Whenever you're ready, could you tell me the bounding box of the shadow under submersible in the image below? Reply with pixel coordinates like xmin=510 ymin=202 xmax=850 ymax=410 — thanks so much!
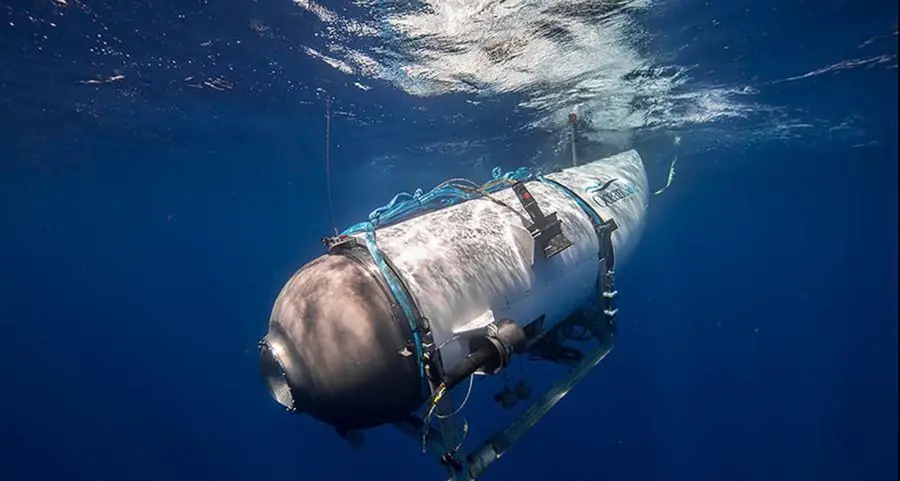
xmin=258 ymin=149 xmax=649 ymax=480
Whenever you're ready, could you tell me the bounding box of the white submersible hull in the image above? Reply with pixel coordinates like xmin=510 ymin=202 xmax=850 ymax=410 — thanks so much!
xmin=258 ymin=150 xmax=649 ymax=443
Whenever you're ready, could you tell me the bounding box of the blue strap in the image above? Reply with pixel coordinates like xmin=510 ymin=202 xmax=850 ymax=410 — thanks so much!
xmin=538 ymin=175 xmax=612 ymax=310
xmin=537 ymin=175 xmax=604 ymax=227
xmin=359 ymin=223 xmax=430 ymax=399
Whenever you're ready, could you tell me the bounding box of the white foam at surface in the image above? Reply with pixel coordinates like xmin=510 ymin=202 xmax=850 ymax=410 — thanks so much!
xmin=296 ymin=0 xmax=762 ymax=137
xmin=294 ymin=0 xmax=894 ymax=151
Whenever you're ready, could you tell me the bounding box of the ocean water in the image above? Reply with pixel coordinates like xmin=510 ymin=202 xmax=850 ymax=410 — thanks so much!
xmin=1 ymin=1 xmax=896 ymax=481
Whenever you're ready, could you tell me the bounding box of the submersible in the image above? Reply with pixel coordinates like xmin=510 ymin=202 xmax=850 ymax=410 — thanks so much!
xmin=258 ymin=149 xmax=649 ymax=480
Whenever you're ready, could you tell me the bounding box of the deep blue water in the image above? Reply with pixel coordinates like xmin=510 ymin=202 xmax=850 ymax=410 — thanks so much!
xmin=1 ymin=1 xmax=897 ymax=481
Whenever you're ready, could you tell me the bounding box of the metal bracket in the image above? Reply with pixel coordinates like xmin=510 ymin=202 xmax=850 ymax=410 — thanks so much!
xmin=395 ymin=306 xmax=617 ymax=481
xmin=511 ymin=181 xmax=573 ymax=259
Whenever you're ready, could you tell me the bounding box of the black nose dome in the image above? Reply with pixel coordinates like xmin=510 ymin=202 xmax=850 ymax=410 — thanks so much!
xmin=259 ymin=254 xmax=423 ymax=430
